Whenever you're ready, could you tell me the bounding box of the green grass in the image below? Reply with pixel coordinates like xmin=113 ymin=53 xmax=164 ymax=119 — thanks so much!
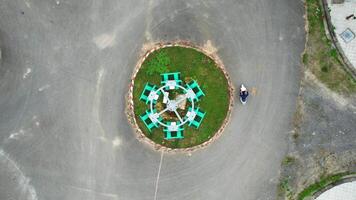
xmin=278 ymin=177 xmax=294 ymax=199
xmin=305 ymin=0 xmax=356 ymax=94
xmin=297 ymin=172 xmax=355 ymax=200
xmin=133 ymin=46 xmax=230 ymax=148
xmin=282 ymin=156 xmax=296 ymax=166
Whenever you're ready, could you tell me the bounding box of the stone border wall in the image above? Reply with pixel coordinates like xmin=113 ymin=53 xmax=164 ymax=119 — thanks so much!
xmin=125 ymin=40 xmax=234 ymax=153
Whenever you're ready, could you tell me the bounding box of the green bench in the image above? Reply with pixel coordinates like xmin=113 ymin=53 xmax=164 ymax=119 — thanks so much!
xmin=139 ymin=83 xmax=161 ymax=104
xmin=185 ymin=107 xmax=206 ymax=129
xmin=185 ymin=80 xmax=205 ymax=102
xmin=139 ymin=109 xmax=162 ymax=132
xmin=160 ymin=72 xmax=182 ymax=90
xmin=163 ymin=121 xmax=184 ymax=139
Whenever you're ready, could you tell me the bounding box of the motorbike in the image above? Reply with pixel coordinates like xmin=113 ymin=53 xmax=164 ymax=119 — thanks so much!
xmin=239 ymin=84 xmax=249 ymax=105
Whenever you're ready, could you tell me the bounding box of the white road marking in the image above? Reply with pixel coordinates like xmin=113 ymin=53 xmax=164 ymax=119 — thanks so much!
xmin=97 ymin=136 xmax=107 ymax=142
xmin=92 ymin=68 xmax=106 ymax=137
xmin=93 ymin=33 xmax=116 ymax=50
xmin=9 ymin=129 xmax=25 ymax=140
xmin=154 ymin=151 xmax=164 ymax=200
xmin=23 ymin=68 xmax=32 ymax=79
xmin=0 ymin=149 xmax=38 ymax=200
xmin=112 ymin=136 xmax=121 ymax=147
xmin=23 ymin=0 xmax=31 ymax=8
xmin=38 ymin=84 xmax=50 ymax=92
xmin=145 ymin=0 xmax=153 ymax=41
xmin=67 ymin=185 xmax=118 ymax=199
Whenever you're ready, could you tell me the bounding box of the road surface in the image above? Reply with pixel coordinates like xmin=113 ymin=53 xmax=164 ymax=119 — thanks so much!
xmin=0 ymin=0 xmax=305 ymax=199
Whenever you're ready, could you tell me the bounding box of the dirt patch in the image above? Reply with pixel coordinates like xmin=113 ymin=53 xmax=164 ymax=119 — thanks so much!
xmin=203 ymin=40 xmax=218 ymax=55
xmin=305 ymin=70 xmax=354 ymax=107
xmin=278 ymin=76 xmax=356 ymax=200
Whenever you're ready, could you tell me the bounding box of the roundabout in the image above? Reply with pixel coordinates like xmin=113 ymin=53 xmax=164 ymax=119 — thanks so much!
xmin=128 ymin=43 xmax=233 ymax=150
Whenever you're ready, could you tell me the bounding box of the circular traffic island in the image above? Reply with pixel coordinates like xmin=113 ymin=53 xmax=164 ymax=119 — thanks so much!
xmin=129 ymin=43 xmax=233 ymax=151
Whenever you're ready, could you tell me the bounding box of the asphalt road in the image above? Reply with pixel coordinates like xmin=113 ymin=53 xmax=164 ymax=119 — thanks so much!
xmin=0 ymin=0 xmax=305 ymax=199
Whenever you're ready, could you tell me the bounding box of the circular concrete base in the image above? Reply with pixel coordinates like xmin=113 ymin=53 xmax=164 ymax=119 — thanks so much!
xmin=315 ymin=181 xmax=356 ymax=200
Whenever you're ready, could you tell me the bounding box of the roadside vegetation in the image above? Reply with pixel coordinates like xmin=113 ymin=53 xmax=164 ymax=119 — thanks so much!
xmin=304 ymin=0 xmax=356 ymax=94
xmin=277 ymin=155 xmax=298 ymax=199
xmin=278 ymin=169 xmax=355 ymax=200
xmin=133 ymin=46 xmax=230 ymax=148
xmin=278 ymin=1 xmax=356 ymax=199
xmin=278 ymin=2 xmax=356 ymax=199
xmin=297 ymin=172 xmax=356 ymax=200
xmin=282 ymin=156 xmax=296 ymax=166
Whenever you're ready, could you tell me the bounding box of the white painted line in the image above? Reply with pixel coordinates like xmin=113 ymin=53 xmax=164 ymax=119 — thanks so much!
xmin=8 ymin=129 xmax=25 ymax=140
xmin=67 ymin=185 xmax=118 ymax=199
xmin=153 ymin=151 xmax=164 ymax=200
xmin=0 ymin=149 xmax=38 ymax=200
xmin=93 ymin=33 xmax=116 ymax=50
xmin=92 ymin=68 xmax=106 ymax=137
xmin=23 ymin=68 xmax=32 ymax=79
xmin=38 ymin=84 xmax=50 ymax=92
xmin=112 ymin=136 xmax=121 ymax=148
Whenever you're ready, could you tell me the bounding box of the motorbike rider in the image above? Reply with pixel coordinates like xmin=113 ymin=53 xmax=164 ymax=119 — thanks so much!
xmin=240 ymin=84 xmax=249 ymax=102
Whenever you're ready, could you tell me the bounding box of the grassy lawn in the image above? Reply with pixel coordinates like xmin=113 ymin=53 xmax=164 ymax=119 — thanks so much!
xmin=133 ymin=46 xmax=230 ymax=148
xmin=297 ymin=172 xmax=356 ymax=200
xmin=305 ymin=0 xmax=356 ymax=94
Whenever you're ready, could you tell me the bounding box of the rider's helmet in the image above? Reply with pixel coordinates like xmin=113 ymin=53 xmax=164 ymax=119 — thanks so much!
xmin=241 ymin=84 xmax=247 ymax=92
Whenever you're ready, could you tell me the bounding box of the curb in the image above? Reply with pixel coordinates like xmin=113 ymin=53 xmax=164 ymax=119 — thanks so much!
xmin=320 ymin=0 xmax=356 ymax=79
xmin=311 ymin=173 xmax=356 ymax=200
xmin=125 ymin=40 xmax=235 ymax=154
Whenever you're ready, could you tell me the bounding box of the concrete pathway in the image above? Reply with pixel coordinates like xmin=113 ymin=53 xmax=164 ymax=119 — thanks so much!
xmin=329 ymin=0 xmax=356 ymax=69
xmin=315 ymin=181 xmax=356 ymax=200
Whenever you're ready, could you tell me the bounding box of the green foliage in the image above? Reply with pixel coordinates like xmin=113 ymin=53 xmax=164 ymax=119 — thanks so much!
xmin=302 ymin=53 xmax=308 ymax=65
xmin=282 ymin=156 xmax=296 ymax=166
xmin=329 ymin=49 xmax=337 ymax=59
xmin=146 ymin=51 xmax=170 ymax=75
xmin=278 ymin=177 xmax=293 ymax=199
xmin=292 ymin=131 xmax=299 ymax=140
xmin=298 ymin=172 xmax=355 ymax=200
xmin=305 ymin=0 xmax=356 ymax=94
xmin=321 ymin=63 xmax=330 ymax=73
